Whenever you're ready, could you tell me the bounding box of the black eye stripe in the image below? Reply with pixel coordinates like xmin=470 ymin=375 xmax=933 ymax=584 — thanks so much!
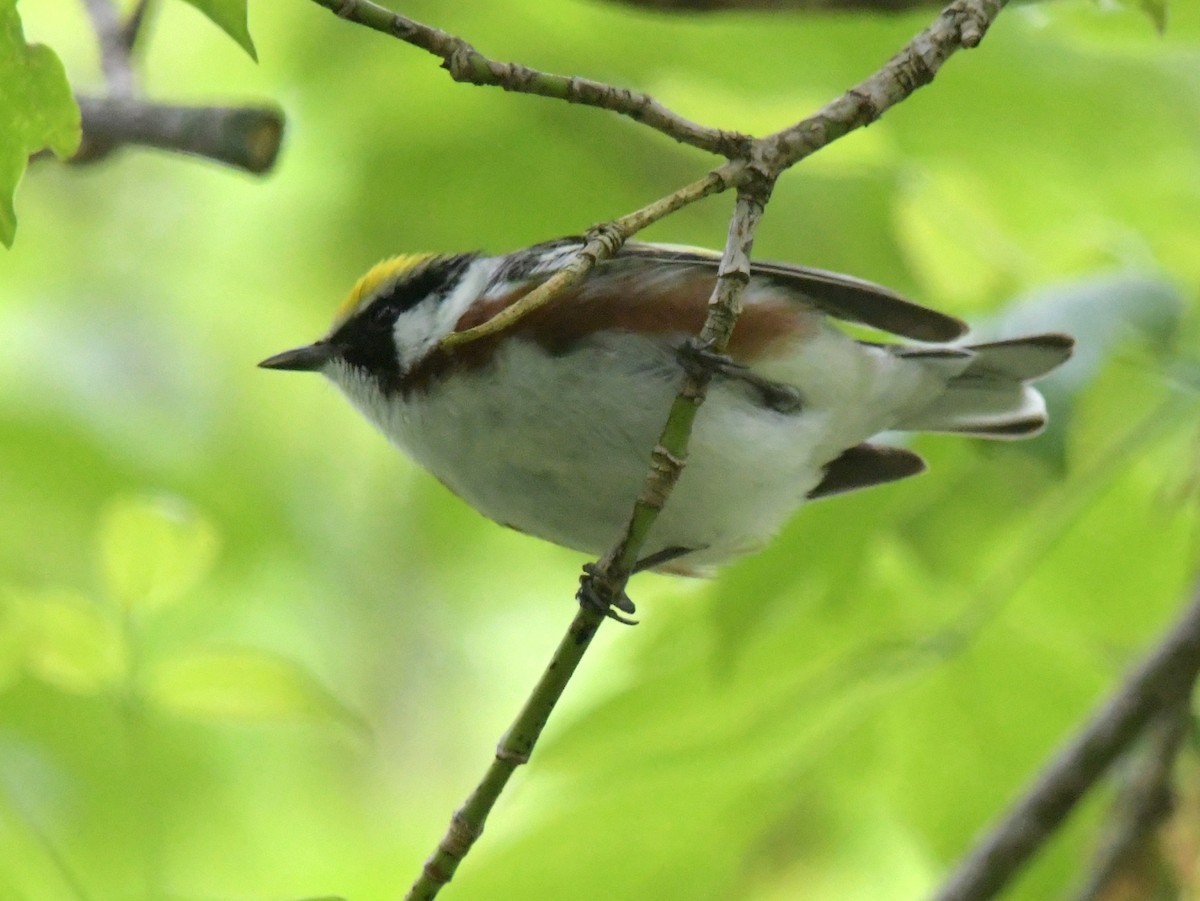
xmin=368 ymin=302 xmax=396 ymax=331
xmin=363 ymin=256 xmax=475 ymax=327
xmin=330 ymin=253 xmax=479 ymax=393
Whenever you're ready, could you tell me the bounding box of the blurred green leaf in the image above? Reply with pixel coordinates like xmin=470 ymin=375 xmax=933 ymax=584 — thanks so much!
xmin=0 ymin=0 xmax=80 ymax=247
xmin=145 ymin=647 xmax=364 ymax=730
xmin=2 ymin=2 xmax=1199 ymax=899
xmin=0 ymin=787 xmax=90 ymax=901
xmin=893 ymin=168 xmax=1018 ymax=308
xmin=97 ymin=495 xmax=219 ymax=614
xmin=0 ymin=593 xmax=26 ymax=695
xmin=12 ymin=588 xmax=126 ymax=695
xmin=178 ymin=0 xmax=257 ymax=61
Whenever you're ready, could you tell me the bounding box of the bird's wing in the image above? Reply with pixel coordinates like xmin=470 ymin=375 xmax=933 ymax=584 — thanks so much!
xmin=616 ymin=242 xmax=968 ymax=343
xmin=474 ymin=242 xmax=820 ymax=363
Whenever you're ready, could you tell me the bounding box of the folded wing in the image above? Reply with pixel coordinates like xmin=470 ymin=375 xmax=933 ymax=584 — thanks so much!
xmin=618 ymin=243 xmax=968 ymax=343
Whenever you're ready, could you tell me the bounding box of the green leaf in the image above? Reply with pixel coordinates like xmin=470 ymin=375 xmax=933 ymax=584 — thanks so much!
xmin=178 ymin=0 xmax=257 ymax=61
xmin=145 ymin=647 xmax=366 ymax=731
xmin=98 ymin=495 xmax=220 ymax=614
xmin=13 ymin=588 xmax=127 ymax=695
xmin=0 ymin=0 xmax=82 ymax=248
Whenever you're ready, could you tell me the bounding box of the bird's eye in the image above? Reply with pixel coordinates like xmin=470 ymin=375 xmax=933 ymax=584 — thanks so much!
xmin=368 ymin=303 xmax=396 ymax=332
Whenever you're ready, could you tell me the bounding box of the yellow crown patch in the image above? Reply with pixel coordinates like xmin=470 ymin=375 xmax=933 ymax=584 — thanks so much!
xmin=331 ymin=253 xmax=436 ymax=327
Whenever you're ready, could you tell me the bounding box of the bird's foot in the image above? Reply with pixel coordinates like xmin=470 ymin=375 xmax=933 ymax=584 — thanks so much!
xmin=631 ymin=545 xmax=695 ymax=574
xmin=577 ymin=549 xmax=704 ymax=624
xmin=675 ymin=336 xmax=744 ymax=381
xmin=675 ymin=338 xmax=803 ymax=414
xmin=577 ymin=563 xmax=638 ymax=625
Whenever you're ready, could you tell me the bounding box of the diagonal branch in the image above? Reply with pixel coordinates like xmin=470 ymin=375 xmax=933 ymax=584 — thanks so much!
xmin=444 ymin=0 xmax=1007 ymax=341
xmin=440 ymin=163 xmax=744 ymax=349
xmin=1069 ymin=697 xmax=1191 ymax=901
xmin=756 ymin=0 xmax=1004 ymax=172
xmin=378 ymin=0 xmax=1014 ymax=896
xmin=583 ymin=177 xmax=772 ymax=598
xmin=930 ymin=580 xmax=1200 ymax=901
xmin=404 ymin=176 xmax=774 ymax=901
xmin=309 ymin=0 xmax=751 ymax=156
xmin=402 ymin=607 xmax=608 ymax=899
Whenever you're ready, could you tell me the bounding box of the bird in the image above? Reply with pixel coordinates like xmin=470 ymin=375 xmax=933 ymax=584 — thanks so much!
xmin=260 ymin=238 xmax=1073 ymax=611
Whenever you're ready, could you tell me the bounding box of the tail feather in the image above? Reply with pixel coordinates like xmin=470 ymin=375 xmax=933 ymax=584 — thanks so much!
xmin=958 ymin=333 xmax=1074 ymax=381
xmin=900 ymin=383 xmax=1048 ymax=439
xmin=893 ymin=332 xmax=1072 ymax=440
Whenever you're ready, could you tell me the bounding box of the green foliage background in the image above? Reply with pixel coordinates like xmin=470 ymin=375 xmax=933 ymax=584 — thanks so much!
xmin=4 ymin=1 xmax=1200 ymax=899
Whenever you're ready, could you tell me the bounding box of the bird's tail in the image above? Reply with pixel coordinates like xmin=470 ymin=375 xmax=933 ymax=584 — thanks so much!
xmin=893 ymin=333 xmax=1074 ymax=439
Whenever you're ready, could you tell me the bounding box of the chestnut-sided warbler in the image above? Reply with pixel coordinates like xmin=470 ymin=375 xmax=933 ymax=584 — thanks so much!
xmin=261 ymin=239 xmax=1072 ymax=584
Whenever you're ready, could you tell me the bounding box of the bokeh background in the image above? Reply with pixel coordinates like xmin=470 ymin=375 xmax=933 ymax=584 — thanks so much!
xmin=5 ymin=1 xmax=1200 ymax=898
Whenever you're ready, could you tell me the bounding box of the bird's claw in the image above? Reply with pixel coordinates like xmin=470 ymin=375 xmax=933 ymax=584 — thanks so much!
xmin=631 ymin=545 xmax=695 ymax=574
xmin=675 ymin=338 xmax=802 ymax=414
xmin=676 ymin=337 xmax=745 ymax=381
xmin=577 ymin=563 xmax=638 ymax=625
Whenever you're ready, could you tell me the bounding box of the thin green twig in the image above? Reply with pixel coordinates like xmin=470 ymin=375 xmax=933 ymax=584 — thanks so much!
xmin=440 ymin=163 xmax=742 ymax=350
xmin=403 ymin=607 xmax=605 ymax=898
xmin=332 ymin=0 xmax=1019 ymax=895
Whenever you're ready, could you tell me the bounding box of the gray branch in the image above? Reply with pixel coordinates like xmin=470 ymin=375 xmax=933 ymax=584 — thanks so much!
xmin=58 ymin=0 xmax=283 ymax=175
xmin=72 ymin=97 xmax=284 ymax=174
xmin=310 ymin=0 xmax=751 ymax=157
xmin=1068 ymin=698 xmax=1191 ymax=901
xmin=81 ymin=0 xmax=138 ymax=95
xmin=931 ymin=582 xmax=1200 ymax=901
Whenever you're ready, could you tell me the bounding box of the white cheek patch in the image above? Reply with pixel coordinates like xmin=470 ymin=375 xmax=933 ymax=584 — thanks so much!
xmin=390 ymin=258 xmax=499 ymax=371
xmin=390 ymin=297 xmax=445 ymax=371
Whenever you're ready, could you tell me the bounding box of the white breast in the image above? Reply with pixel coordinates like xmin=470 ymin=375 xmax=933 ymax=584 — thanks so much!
xmin=327 ymin=319 xmax=943 ymax=569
